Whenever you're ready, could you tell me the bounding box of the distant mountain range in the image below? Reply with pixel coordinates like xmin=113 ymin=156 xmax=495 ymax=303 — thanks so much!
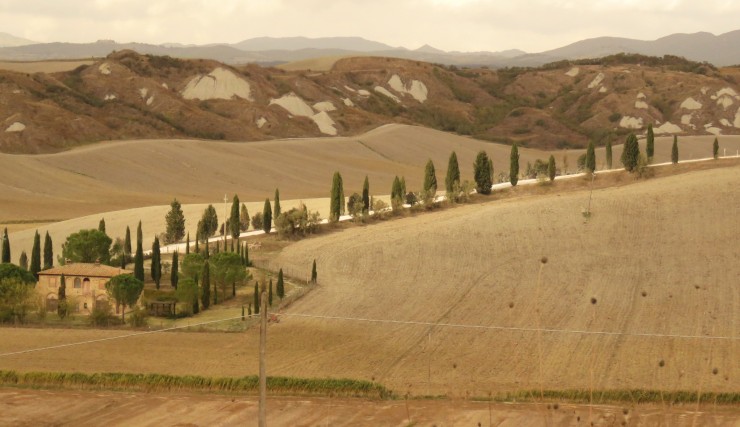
xmin=0 ymin=31 xmax=739 ymax=67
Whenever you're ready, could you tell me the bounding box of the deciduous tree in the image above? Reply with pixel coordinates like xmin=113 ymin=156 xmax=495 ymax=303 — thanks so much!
xmin=61 ymin=229 xmax=112 ymax=264
xmin=105 ymin=274 xmax=144 ymax=322
xmin=210 ymin=252 xmax=248 ymax=301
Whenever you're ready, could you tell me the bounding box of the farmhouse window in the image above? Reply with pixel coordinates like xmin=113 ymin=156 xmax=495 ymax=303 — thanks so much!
xmin=74 ymin=278 xmax=82 ymax=288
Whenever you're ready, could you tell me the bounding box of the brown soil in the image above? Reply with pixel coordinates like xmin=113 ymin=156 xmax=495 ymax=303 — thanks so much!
xmin=1 ymin=388 xmax=737 ymax=427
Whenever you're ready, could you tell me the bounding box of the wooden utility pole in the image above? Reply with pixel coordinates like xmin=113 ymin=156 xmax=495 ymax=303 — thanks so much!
xmin=259 ymin=290 xmax=267 ymax=427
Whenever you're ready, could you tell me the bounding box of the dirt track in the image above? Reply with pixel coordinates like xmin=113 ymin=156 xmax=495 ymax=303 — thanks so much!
xmin=1 ymin=388 xmax=737 ymax=427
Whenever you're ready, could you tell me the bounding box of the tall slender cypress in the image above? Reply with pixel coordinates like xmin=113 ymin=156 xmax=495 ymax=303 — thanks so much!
xmin=201 ymin=260 xmax=211 ymax=309
xmin=151 ymin=236 xmax=161 ymax=289
xmin=43 ymin=232 xmax=53 ymax=269
xmin=330 ymin=172 xmax=344 ymax=221
xmin=445 ymin=151 xmax=460 ymax=194
xmin=274 ymin=189 xmax=281 ymax=219
xmin=646 ymin=124 xmax=655 ymax=160
xmin=134 ymin=221 xmax=144 ymax=282
xmin=423 ymin=159 xmax=438 ymax=198
xmin=263 ymin=198 xmax=272 ymax=234
xmin=124 ymin=226 xmax=132 ymax=262
xmin=277 ymin=268 xmax=285 ymax=300
xmin=621 ymin=133 xmax=640 ymax=172
xmin=585 ymin=141 xmax=596 ymax=173
xmin=30 ymin=230 xmax=41 ymax=279
xmin=58 ymin=274 xmax=67 ymax=319
xmin=473 ymin=151 xmax=492 ymax=195
xmin=605 ymin=141 xmax=613 ymax=170
xmin=253 ymin=282 xmax=260 ymax=314
xmin=362 ymin=176 xmax=370 ymax=213
xmin=268 ymin=279 xmax=273 ymax=306
xmin=510 ymin=143 xmax=520 ymax=186
xmin=171 ymin=251 xmax=179 ymax=289
xmin=98 ymin=218 xmax=106 ymax=234
xmin=194 ymin=235 xmax=199 ymax=253
xmin=671 ymin=135 xmax=679 ymax=164
xmin=311 ymin=259 xmax=317 ymax=283
xmin=2 ymin=227 xmax=10 ymax=263
xmin=548 ymin=155 xmax=556 ymax=182
xmin=229 ymin=194 xmax=240 ymax=243
xmin=19 ymin=251 xmax=28 ymax=270
xmin=186 ymin=232 xmax=190 ymax=255
xmin=713 ymin=137 xmax=719 ymax=159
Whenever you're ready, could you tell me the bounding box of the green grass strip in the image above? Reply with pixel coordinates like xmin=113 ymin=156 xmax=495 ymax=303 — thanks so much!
xmin=0 ymin=370 xmax=392 ymax=399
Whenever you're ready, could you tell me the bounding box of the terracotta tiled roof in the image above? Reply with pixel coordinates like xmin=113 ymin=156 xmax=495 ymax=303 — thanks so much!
xmin=38 ymin=263 xmax=133 ymax=278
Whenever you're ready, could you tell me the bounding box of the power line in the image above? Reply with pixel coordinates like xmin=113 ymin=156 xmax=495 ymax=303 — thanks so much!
xmin=1 ymin=309 xmax=735 ymax=359
xmin=276 ymin=312 xmax=738 ymax=341
xmin=0 ymin=314 xmax=253 ymax=358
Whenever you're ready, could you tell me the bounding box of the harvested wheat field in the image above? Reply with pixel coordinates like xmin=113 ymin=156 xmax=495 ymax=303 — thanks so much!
xmin=0 ymin=165 xmax=737 ymax=397
xmin=1 ymin=388 xmax=737 ymax=427
xmin=0 ymin=60 xmax=94 ymax=73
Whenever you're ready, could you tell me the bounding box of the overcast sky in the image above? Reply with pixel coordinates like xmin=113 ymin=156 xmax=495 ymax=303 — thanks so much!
xmin=1 ymin=0 xmax=738 ymax=52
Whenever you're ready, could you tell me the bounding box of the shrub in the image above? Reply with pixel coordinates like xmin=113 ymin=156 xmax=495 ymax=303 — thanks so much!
xmin=126 ymin=307 xmax=148 ymax=328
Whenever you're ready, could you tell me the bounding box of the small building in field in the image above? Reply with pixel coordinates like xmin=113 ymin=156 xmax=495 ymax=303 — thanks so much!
xmin=37 ymin=263 xmax=132 ymax=315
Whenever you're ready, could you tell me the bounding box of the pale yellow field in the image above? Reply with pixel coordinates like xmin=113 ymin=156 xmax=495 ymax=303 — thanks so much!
xmin=0 ymin=60 xmax=95 ymax=73
xmin=1 ymin=165 xmax=737 ymax=397
xmin=276 ymin=55 xmax=350 ymax=71
xmin=3 ymin=124 xmax=738 ymax=262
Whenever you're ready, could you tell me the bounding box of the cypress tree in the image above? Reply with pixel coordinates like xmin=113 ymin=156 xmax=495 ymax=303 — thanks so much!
xmin=58 ymin=274 xmax=67 ymax=319
xmin=329 ymin=171 xmax=344 ymax=221
xmin=311 ymin=259 xmax=317 ymax=283
xmin=585 ymin=141 xmax=596 ymax=173
xmin=646 ymin=124 xmax=655 ymax=161
xmin=268 ymin=278 xmax=273 ymax=306
xmin=165 ymin=199 xmax=186 ymax=243
xmin=671 ymin=135 xmax=679 ymax=164
xmin=488 ymin=158 xmax=494 ymax=183
xmin=713 ymin=137 xmax=719 ymax=159
xmin=134 ymin=221 xmax=144 ymax=282
xmin=124 ymin=226 xmax=132 ymax=262
xmin=362 ymin=175 xmax=370 ymax=214
xmin=30 ymin=230 xmax=41 ymax=279
xmin=186 ymin=232 xmax=190 ymax=255
xmin=621 ymin=133 xmax=640 ymax=172
xmin=445 ymin=151 xmax=460 ymax=194
xmin=201 ymin=260 xmax=211 ymax=308
xmin=274 ymin=189 xmax=281 ymax=219
xmin=194 ymin=235 xmax=200 ymax=253
xmin=240 ymin=203 xmax=250 ymax=232
xmin=510 ymin=143 xmax=520 ymax=186
xmin=171 ymin=251 xmax=179 ymax=289
xmin=19 ymin=251 xmax=28 ymax=270
xmin=548 ymin=155 xmax=556 ymax=182
xmin=605 ymin=141 xmax=613 ymax=169
xmin=151 ymin=236 xmax=161 ymax=289
xmin=423 ymin=159 xmax=437 ymax=198
xmin=391 ymin=176 xmax=402 ymax=199
xmin=98 ymin=218 xmax=106 ymax=234
xmin=277 ymin=268 xmax=285 ymax=300
xmin=2 ymin=227 xmax=10 ymax=263
xmin=43 ymin=232 xmax=53 ymax=269
xmin=253 ymin=282 xmax=260 ymax=314
xmin=120 ymin=253 xmax=126 ymax=269
xmin=473 ymin=150 xmax=492 ymax=195
xmin=400 ymin=176 xmax=406 ymax=198
xmin=229 ymin=194 xmax=240 ymax=242
xmin=193 ymin=287 xmax=199 ymax=315
xmin=263 ymin=198 xmax=272 ymax=234
xmin=244 ymin=242 xmax=250 ymax=266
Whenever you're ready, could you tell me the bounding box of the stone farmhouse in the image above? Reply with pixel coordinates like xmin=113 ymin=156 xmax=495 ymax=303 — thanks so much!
xmin=37 ymin=263 xmax=132 ymax=315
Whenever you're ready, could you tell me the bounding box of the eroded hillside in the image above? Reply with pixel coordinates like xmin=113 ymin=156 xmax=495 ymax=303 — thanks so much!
xmin=0 ymin=51 xmax=739 ymax=153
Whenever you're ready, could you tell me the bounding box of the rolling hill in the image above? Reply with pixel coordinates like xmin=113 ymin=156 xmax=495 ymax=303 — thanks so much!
xmin=1 ymin=51 xmax=739 ymax=154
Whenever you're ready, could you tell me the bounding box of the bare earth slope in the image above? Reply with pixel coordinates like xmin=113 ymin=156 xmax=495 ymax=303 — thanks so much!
xmin=1 ymin=166 xmax=737 ymax=397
